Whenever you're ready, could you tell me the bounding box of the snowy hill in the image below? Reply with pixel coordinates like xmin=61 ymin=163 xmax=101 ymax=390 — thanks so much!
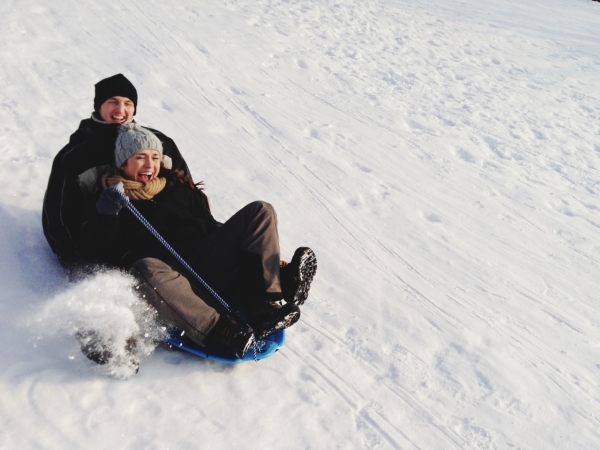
xmin=1 ymin=0 xmax=600 ymax=448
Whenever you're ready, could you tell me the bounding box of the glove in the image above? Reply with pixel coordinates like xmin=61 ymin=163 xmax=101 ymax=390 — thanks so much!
xmin=96 ymin=182 xmax=128 ymax=215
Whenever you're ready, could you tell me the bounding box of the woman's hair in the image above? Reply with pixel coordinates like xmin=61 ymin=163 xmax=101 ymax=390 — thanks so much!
xmin=158 ymin=167 xmax=212 ymax=211
xmin=159 ymin=167 xmax=200 ymax=189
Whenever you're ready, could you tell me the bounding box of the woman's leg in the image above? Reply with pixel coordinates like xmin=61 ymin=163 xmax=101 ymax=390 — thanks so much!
xmin=129 ymin=257 xmax=220 ymax=345
xmin=190 ymin=201 xmax=283 ymax=307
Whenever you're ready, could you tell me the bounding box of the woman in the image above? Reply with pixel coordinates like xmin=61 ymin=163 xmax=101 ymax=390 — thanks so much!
xmin=79 ymin=123 xmax=317 ymax=364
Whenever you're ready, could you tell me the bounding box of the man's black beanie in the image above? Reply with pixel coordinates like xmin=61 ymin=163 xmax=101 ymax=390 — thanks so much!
xmin=94 ymin=74 xmax=138 ymax=115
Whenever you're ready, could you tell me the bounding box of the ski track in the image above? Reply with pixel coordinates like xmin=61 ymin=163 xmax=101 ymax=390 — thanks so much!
xmin=291 ymin=320 xmax=468 ymax=449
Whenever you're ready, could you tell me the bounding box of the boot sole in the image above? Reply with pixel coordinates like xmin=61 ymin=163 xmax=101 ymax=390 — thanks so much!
xmin=255 ymin=304 xmax=301 ymax=340
xmin=289 ymin=247 xmax=317 ymax=306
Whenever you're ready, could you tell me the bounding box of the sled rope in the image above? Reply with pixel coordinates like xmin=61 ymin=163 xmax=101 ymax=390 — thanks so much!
xmin=118 ymin=191 xmax=259 ymax=361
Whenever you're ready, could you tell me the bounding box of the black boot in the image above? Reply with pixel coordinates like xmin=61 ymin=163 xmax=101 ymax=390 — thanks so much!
xmin=76 ymin=330 xmax=139 ymax=374
xmin=76 ymin=330 xmax=111 ymax=365
xmin=249 ymin=302 xmax=301 ymax=340
xmin=281 ymin=247 xmax=317 ymax=306
xmin=203 ymin=315 xmax=254 ymax=358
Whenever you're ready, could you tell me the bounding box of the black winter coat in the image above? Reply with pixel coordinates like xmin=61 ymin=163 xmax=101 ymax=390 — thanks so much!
xmin=80 ymin=182 xmax=220 ymax=269
xmin=42 ymin=114 xmax=190 ymax=266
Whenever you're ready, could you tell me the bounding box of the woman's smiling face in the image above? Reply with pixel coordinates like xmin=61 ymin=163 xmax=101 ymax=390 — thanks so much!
xmin=121 ymin=149 xmax=161 ymax=183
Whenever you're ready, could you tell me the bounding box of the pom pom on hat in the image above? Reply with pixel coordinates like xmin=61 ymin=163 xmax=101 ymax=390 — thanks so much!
xmin=115 ymin=123 xmax=164 ymax=168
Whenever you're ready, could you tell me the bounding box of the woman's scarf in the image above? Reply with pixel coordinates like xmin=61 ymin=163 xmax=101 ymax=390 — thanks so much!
xmin=102 ymin=173 xmax=167 ymax=201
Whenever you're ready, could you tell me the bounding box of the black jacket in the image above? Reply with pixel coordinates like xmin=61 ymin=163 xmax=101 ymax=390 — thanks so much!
xmin=42 ymin=114 xmax=190 ymax=266
xmin=80 ymin=182 xmax=220 ymax=268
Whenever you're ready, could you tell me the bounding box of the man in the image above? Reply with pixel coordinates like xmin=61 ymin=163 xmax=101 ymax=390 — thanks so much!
xmin=42 ymin=74 xmax=190 ymax=269
xmin=42 ymin=76 xmax=315 ymax=370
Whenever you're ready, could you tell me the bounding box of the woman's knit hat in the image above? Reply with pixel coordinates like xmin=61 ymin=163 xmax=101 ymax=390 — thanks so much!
xmin=115 ymin=123 xmax=164 ymax=168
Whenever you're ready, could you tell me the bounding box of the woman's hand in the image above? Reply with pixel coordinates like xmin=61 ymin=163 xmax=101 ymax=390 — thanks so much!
xmin=96 ymin=182 xmax=128 ymax=215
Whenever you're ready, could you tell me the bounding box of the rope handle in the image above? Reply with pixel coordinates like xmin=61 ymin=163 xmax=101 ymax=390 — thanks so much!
xmin=116 ymin=190 xmax=259 ymax=361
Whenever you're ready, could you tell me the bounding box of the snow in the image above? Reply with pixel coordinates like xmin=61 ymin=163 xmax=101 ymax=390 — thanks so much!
xmin=1 ymin=0 xmax=600 ymax=448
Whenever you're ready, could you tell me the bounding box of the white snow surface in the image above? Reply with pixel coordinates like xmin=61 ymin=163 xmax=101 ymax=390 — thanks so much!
xmin=1 ymin=0 xmax=600 ymax=448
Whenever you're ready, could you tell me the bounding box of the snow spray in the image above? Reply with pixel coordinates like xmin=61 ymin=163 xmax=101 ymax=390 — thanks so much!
xmin=38 ymin=270 xmax=167 ymax=378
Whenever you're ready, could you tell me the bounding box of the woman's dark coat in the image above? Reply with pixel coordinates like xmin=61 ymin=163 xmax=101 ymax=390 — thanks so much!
xmin=80 ymin=182 xmax=219 ymax=268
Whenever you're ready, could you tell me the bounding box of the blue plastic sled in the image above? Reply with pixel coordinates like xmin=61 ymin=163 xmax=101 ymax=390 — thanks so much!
xmin=165 ymin=329 xmax=286 ymax=364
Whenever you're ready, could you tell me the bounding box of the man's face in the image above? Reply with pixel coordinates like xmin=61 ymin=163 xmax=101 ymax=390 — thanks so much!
xmin=99 ymin=96 xmax=135 ymax=124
